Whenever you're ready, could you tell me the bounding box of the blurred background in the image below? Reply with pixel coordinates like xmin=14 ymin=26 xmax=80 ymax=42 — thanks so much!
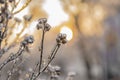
xmin=1 ymin=0 xmax=120 ymax=80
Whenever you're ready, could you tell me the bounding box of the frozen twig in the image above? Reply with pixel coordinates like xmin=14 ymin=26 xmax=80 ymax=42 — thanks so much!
xmin=30 ymin=33 xmax=67 ymax=80
xmin=0 ymin=35 xmax=34 ymax=71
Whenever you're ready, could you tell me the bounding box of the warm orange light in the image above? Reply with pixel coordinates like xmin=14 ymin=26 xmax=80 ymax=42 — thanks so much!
xmin=60 ymin=26 xmax=73 ymax=41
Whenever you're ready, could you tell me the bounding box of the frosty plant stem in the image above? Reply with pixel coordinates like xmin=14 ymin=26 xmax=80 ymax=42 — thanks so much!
xmin=0 ymin=35 xmax=34 ymax=71
xmin=31 ymin=32 xmax=67 ymax=80
xmin=31 ymin=43 xmax=61 ymax=80
xmin=0 ymin=45 xmax=24 ymax=71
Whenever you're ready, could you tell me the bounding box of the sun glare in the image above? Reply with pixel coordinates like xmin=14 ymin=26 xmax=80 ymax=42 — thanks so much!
xmin=42 ymin=0 xmax=69 ymax=27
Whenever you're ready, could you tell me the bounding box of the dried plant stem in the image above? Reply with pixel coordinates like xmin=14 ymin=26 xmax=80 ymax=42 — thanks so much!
xmin=6 ymin=60 xmax=17 ymax=80
xmin=29 ymin=61 xmax=39 ymax=80
xmin=0 ymin=46 xmax=24 ymax=71
xmin=31 ymin=44 xmax=61 ymax=80
xmin=39 ymin=30 xmax=45 ymax=72
xmin=13 ymin=0 xmax=32 ymax=14
xmin=0 ymin=44 xmax=16 ymax=59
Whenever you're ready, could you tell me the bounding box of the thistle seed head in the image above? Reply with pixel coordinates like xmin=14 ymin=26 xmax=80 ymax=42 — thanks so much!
xmin=56 ymin=33 xmax=67 ymax=44
xmin=21 ymin=35 xmax=34 ymax=47
xmin=44 ymin=23 xmax=51 ymax=31
xmin=38 ymin=18 xmax=47 ymax=24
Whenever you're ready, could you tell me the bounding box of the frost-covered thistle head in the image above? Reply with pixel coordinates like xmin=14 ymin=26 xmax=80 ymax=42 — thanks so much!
xmin=21 ymin=35 xmax=34 ymax=47
xmin=36 ymin=18 xmax=51 ymax=31
xmin=56 ymin=33 xmax=67 ymax=44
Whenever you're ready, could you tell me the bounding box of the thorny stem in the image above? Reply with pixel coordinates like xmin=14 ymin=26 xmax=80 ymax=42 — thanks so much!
xmin=31 ymin=44 xmax=61 ymax=80
xmin=0 ymin=46 xmax=24 ymax=71
xmin=13 ymin=0 xmax=32 ymax=14
xmin=39 ymin=29 xmax=45 ymax=72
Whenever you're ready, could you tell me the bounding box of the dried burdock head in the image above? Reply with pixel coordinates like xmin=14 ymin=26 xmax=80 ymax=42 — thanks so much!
xmin=38 ymin=18 xmax=47 ymax=24
xmin=14 ymin=17 xmax=21 ymax=23
xmin=56 ymin=33 xmax=67 ymax=44
xmin=21 ymin=35 xmax=34 ymax=47
xmin=44 ymin=23 xmax=51 ymax=31
xmin=23 ymin=14 xmax=32 ymax=21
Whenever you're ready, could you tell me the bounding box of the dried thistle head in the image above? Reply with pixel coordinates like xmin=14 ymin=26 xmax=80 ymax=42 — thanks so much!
xmin=36 ymin=18 xmax=51 ymax=31
xmin=8 ymin=0 xmax=15 ymax=3
xmin=23 ymin=14 xmax=32 ymax=21
xmin=14 ymin=17 xmax=21 ymax=23
xmin=44 ymin=23 xmax=51 ymax=31
xmin=56 ymin=33 xmax=67 ymax=44
xmin=0 ymin=0 xmax=5 ymax=4
xmin=21 ymin=35 xmax=34 ymax=47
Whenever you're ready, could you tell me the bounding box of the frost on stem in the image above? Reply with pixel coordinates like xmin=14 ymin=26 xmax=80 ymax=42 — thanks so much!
xmin=0 ymin=35 xmax=34 ymax=71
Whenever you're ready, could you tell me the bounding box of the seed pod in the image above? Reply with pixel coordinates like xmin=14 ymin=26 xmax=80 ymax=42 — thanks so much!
xmin=44 ymin=23 xmax=51 ymax=31
xmin=38 ymin=18 xmax=47 ymax=24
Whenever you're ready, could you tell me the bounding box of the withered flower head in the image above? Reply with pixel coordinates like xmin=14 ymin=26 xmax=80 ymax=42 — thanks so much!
xmin=38 ymin=18 xmax=47 ymax=24
xmin=44 ymin=23 xmax=51 ymax=31
xmin=21 ymin=35 xmax=34 ymax=47
xmin=56 ymin=33 xmax=67 ymax=44
xmin=14 ymin=17 xmax=21 ymax=23
xmin=23 ymin=14 xmax=32 ymax=21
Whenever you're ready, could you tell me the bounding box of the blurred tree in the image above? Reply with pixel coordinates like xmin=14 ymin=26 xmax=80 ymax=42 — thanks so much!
xmin=60 ymin=0 xmax=105 ymax=80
